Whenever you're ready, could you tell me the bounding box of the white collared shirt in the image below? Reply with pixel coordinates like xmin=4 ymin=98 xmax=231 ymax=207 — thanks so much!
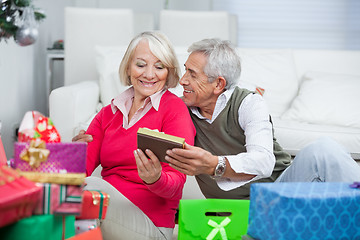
xmin=190 ymin=88 xmax=275 ymax=191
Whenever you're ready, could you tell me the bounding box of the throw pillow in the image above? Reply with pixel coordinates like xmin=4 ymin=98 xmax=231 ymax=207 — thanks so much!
xmin=237 ymin=50 xmax=298 ymax=117
xmin=281 ymin=71 xmax=360 ymax=128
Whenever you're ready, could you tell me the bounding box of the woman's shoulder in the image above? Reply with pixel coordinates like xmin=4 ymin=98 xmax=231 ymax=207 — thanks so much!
xmin=161 ymin=90 xmax=185 ymax=104
xmin=158 ymin=91 xmax=189 ymax=117
xmin=94 ymin=103 xmax=120 ymax=120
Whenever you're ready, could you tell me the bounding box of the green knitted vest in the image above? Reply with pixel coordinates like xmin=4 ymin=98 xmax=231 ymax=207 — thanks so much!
xmin=190 ymin=87 xmax=291 ymax=199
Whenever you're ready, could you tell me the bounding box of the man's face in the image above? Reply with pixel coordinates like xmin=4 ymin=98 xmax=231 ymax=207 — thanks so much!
xmin=180 ymin=52 xmax=218 ymax=109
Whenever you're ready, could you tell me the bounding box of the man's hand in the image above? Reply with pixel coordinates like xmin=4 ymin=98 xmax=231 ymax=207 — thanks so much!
xmin=166 ymin=143 xmax=256 ymax=181
xmin=72 ymin=130 xmax=93 ymax=143
xmin=165 ymin=143 xmax=218 ymax=176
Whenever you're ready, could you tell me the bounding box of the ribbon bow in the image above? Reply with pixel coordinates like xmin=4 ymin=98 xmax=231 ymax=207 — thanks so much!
xmin=20 ymin=140 xmax=50 ymax=168
xmin=350 ymin=182 xmax=360 ymax=189
xmin=206 ymin=217 xmax=231 ymax=240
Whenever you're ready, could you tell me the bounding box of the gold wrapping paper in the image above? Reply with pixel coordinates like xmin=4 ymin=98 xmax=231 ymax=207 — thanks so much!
xmin=17 ymin=171 xmax=86 ymax=185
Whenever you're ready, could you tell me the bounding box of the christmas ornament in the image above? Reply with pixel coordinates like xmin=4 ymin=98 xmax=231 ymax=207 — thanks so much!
xmin=15 ymin=7 xmax=38 ymax=46
xmin=0 ymin=0 xmax=45 ymax=43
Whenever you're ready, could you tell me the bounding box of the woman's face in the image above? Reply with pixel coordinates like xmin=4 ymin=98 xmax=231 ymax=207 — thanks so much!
xmin=128 ymin=39 xmax=168 ymax=101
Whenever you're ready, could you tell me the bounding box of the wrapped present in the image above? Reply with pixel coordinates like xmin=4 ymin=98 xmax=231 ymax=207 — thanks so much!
xmin=34 ymin=183 xmax=83 ymax=215
xmin=74 ymin=219 xmax=99 ymax=235
xmin=0 ymin=133 xmax=7 ymax=166
xmin=18 ymin=111 xmax=61 ymax=143
xmin=178 ymin=199 xmax=250 ymax=240
xmin=11 ymin=141 xmax=87 ymax=185
xmin=68 ymin=227 xmax=103 ymax=240
xmin=0 ymin=165 xmax=41 ymax=228
xmin=0 ymin=214 xmax=76 ymax=240
xmin=247 ymin=182 xmax=360 ymax=240
xmin=77 ymin=190 xmax=110 ymax=220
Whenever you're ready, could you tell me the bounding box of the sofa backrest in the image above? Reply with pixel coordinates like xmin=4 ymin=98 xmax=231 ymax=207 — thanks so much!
xmin=95 ymin=46 xmax=360 ymax=118
xmin=292 ymin=49 xmax=360 ymax=79
xmin=64 ymin=7 xmax=134 ymax=86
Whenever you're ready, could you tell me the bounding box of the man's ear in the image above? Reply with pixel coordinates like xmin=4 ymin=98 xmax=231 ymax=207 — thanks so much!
xmin=214 ymin=76 xmax=227 ymax=94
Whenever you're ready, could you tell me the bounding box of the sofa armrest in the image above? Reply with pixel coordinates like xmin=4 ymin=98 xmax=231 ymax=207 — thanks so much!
xmin=49 ymin=81 xmax=100 ymax=142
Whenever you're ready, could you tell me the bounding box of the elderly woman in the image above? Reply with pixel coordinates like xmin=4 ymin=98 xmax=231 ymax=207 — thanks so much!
xmin=84 ymin=32 xmax=196 ymax=240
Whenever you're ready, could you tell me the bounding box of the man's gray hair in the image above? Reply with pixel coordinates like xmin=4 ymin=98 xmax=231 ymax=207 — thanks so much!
xmin=187 ymin=38 xmax=241 ymax=89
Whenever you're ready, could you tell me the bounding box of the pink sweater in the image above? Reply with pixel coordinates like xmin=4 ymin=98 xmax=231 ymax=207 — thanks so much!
xmin=86 ymin=91 xmax=196 ymax=228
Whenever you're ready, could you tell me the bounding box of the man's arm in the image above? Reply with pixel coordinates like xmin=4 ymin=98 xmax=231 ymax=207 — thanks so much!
xmin=166 ymin=93 xmax=274 ymax=185
xmin=166 ymin=143 xmax=256 ymax=181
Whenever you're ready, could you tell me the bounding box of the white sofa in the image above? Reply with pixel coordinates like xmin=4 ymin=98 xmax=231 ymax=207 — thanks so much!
xmin=50 ymin=46 xmax=360 ymax=157
xmin=50 ymin=47 xmax=360 ymax=200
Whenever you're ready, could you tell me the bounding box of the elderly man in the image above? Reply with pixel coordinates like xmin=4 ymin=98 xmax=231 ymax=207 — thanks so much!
xmin=74 ymin=38 xmax=360 ymax=199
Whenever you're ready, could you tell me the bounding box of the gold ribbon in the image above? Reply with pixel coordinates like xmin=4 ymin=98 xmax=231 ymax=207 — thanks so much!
xmin=20 ymin=140 xmax=50 ymax=168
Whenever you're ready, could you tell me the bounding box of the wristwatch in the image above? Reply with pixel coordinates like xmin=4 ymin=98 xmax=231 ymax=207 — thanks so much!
xmin=213 ymin=156 xmax=226 ymax=178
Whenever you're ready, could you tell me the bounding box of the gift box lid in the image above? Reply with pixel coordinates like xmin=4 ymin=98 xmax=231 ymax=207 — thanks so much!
xmin=250 ymin=182 xmax=360 ymax=199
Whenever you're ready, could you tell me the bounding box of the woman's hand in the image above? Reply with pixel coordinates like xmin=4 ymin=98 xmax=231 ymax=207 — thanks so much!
xmin=134 ymin=149 xmax=162 ymax=184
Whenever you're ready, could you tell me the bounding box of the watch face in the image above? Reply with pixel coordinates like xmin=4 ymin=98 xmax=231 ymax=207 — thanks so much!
xmin=215 ymin=164 xmax=225 ymax=176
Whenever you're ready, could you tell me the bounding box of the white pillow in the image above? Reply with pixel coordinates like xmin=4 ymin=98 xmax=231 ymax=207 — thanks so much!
xmin=237 ymin=50 xmax=298 ymax=117
xmin=95 ymin=46 xmax=129 ymax=106
xmin=173 ymin=46 xmax=189 ymax=76
xmin=282 ymin=71 xmax=360 ymax=128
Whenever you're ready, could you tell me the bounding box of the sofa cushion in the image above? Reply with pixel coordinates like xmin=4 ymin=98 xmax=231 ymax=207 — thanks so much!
xmin=272 ymin=117 xmax=360 ymax=158
xmin=282 ymin=71 xmax=360 ymax=128
xmin=237 ymin=50 xmax=298 ymax=117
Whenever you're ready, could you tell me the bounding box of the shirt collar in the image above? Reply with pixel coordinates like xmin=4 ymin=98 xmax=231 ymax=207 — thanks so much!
xmin=111 ymin=87 xmax=165 ymax=114
xmin=189 ymin=87 xmax=235 ymax=119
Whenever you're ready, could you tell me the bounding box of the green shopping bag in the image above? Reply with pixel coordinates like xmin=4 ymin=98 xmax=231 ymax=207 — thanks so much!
xmin=178 ymin=199 xmax=250 ymax=240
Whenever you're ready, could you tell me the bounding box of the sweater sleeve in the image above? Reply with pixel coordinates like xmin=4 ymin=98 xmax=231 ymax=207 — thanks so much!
xmin=146 ymin=167 xmax=187 ymax=199
xmin=85 ymin=109 xmax=105 ymax=176
xmin=146 ymin=93 xmax=196 ymax=199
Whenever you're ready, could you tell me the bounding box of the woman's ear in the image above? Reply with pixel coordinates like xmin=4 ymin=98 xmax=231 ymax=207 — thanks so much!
xmin=214 ymin=76 xmax=227 ymax=94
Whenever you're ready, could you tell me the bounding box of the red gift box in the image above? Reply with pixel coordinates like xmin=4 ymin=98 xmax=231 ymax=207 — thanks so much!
xmin=34 ymin=183 xmax=83 ymax=215
xmin=77 ymin=190 xmax=109 ymax=220
xmin=68 ymin=227 xmax=103 ymax=240
xmin=0 ymin=165 xmax=41 ymax=227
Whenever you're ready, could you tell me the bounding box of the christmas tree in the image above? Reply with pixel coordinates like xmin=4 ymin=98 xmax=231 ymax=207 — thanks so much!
xmin=0 ymin=0 xmax=45 ymax=43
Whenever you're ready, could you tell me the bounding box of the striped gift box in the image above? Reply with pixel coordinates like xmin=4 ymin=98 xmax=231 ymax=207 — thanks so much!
xmin=34 ymin=183 xmax=82 ymax=215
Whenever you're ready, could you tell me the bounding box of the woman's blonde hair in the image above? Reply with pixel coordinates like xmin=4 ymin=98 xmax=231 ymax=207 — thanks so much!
xmin=119 ymin=31 xmax=180 ymax=89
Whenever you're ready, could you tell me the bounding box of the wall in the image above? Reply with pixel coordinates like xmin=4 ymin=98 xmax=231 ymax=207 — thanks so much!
xmin=0 ymin=0 xmax=211 ymax=159
xmin=0 ymin=41 xmax=35 ymax=159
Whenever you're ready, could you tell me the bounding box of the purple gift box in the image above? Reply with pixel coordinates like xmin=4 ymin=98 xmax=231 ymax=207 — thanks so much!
xmin=11 ymin=142 xmax=87 ymax=185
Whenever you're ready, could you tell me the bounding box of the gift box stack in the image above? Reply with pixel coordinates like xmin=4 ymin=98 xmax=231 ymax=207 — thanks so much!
xmin=75 ymin=190 xmax=110 ymax=236
xmin=0 ymin=111 xmax=108 ymax=240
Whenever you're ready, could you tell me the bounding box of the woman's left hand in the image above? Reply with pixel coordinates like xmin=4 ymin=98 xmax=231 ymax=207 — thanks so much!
xmin=134 ymin=149 xmax=162 ymax=184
